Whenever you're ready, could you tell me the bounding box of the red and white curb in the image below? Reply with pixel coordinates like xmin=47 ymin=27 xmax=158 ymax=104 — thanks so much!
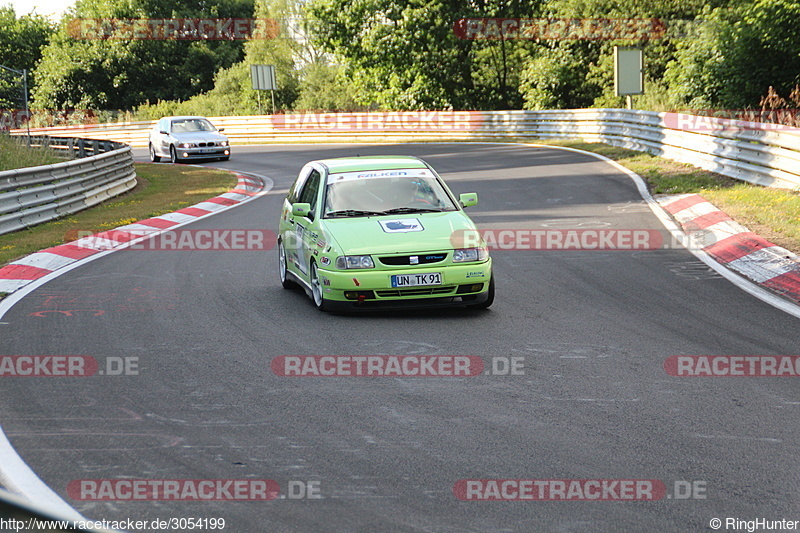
xmin=659 ymin=193 xmax=800 ymax=303
xmin=0 ymin=171 xmax=268 ymax=296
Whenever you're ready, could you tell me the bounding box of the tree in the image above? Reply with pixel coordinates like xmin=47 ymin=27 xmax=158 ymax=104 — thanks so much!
xmin=665 ymin=0 xmax=800 ymax=109
xmin=132 ymin=0 xmax=303 ymax=117
xmin=520 ymin=0 xmax=731 ymax=110
xmin=520 ymin=45 xmax=600 ymax=109
xmin=293 ymin=63 xmax=361 ymax=111
xmin=31 ymin=0 xmax=254 ymax=110
xmin=308 ymin=0 xmax=541 ymax=110
xmin=0 ymin=7 xmax=54 ymax=108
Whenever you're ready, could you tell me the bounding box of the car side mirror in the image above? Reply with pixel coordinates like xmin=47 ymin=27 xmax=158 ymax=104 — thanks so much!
xmin=459 ymin=192 xmax=478 ymax=208
xmin=159 ymin=130 xmax=168 ymax=135
xmin=217 ymin=128 xmax=225 ymax=132
xmin=292 ymin=203 xmax=312 ymax=217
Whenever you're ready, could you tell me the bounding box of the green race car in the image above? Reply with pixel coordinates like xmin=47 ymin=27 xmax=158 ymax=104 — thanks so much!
xmin=277 ymin=156 xmax=493 ymax=312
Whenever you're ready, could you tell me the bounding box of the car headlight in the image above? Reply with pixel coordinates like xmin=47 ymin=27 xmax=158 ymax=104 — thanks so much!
xmin=219 ymin=140 xmax=229 ymax=147
xmin=453 ymin=247 xmax=488 ymax=263
xmin=335 ymin=255 xmax=374 ymax=269
xmin=178 ymin=142 xmax=197 ymax=148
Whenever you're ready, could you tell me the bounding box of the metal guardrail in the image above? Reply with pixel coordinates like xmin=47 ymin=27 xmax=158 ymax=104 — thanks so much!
xmin=12 ymin=109 xmax=800 ymax=189
xmin=25 ymin=135 xmax=128 ymax=158
xmin=0 ymin=136 xmax=137 ymax=235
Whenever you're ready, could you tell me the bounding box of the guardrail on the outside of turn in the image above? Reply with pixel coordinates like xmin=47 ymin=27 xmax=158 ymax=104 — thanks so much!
xmin=12 ymin=109 xmax=800 ymax=189
xmin=0 ymin=136 xmax=136 ymax=236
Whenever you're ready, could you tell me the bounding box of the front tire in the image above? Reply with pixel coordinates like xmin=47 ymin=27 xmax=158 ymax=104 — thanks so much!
xmin=309 ymin=262 xmax=329 ymax=312
xmin=466 ymin=275 xmax=494 ymax=310
xmin=149 ymin=143 xmax=161 ymax=162
xmin=170 ymin=145 xmax=179 ymax=164
xmin=278 ymin=241 xmax=298 ymax=289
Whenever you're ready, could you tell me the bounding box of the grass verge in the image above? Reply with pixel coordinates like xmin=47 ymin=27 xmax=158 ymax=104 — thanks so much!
xmin=539 ymin=139 xmax=800 ymax=254
xmin=0 ymin=134 xmax=65 ymax=171
xmin=0 ymin=163 xmax=237 ymax=266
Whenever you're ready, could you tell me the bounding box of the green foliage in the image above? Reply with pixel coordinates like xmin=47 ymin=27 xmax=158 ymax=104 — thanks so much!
xmin=0 ymin=7 xmax=55 ymax=108
xmin=0 ymin=7 xmax=54 ymax=71
xmin=308 ymin=0 xmax=540 ymax=110
xmin=293 ymin=63 xmax=361 ymax=111
xmin=9 ymin=0 xmax=799 ymax=116
xmin=135 ymin=62 xmax=263 ymax=117
xmin=665 ymin=0 xmax=800 ymax=109
xmin=133 ymin=0 xmax=303 ymax=117
xmin=521 ymin=0 xmax=726 ymax=111
xmin=521 ymin=45 xmax=601 ymax=109
xmin=31 ymin=0 xmax=254 ymax=110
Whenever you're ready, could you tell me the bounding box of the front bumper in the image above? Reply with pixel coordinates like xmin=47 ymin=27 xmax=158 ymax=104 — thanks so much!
xmin=317 ymin=260 xmax=492 ymax=309
xmin=176 ymin=147 xmax=230 ymax=159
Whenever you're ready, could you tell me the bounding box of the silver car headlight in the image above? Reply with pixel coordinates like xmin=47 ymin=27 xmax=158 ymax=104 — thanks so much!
xmin=335 ymin=255 xmax=374 ymax=269
xmin=453 ymin=247 xmax=488 ymax=263
xmin=219 ymin=140 xmax=229 ymax=147
xmin=178 ymin=142 xmax=197 ymax=148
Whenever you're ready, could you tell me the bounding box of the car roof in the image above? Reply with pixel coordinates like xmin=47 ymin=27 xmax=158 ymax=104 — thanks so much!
xmin=317 ymin=156 xmax=429 ymax=174
xmin=163 ymin=116 xmax=212 ymax=121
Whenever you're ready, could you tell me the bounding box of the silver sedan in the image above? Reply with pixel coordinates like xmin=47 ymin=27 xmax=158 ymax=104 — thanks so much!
xmin=148 ymin=116 xmax=231 ymax=163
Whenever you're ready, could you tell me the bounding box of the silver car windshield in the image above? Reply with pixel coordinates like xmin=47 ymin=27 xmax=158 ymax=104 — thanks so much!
xmin=171 ymin=118 xmax=216 ymax=133
xmin=324 ymin=173 xmax=457 ymax=218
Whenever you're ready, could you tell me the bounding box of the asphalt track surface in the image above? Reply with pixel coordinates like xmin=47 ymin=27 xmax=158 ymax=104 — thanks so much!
xmin=1 ymin=143 xmax=799 ymax=532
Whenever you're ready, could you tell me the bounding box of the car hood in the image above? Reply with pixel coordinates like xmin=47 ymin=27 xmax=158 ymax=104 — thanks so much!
xmin=173 ymin=132 xmax=227 ymax=142
xmin=322 ymin=211 xmax=479 ymax=255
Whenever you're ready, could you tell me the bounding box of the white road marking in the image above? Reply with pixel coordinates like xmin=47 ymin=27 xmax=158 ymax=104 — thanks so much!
xmin=533 ymin=142 xmax=800 ymax=320
xmin=0 ymin=170 xmax=272 ymax=514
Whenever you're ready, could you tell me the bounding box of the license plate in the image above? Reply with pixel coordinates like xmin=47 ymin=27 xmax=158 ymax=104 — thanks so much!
xmin=200 ymin=149 xmax=215 ymax=154
xmin=391 ymin=273 xmax=442 ymax=287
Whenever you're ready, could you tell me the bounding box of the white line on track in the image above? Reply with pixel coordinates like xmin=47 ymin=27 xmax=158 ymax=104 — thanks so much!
xmin=538 ymin=142 xmax=800 ymax=320
xmin=0 ymin=169 xmax=273 ymax=518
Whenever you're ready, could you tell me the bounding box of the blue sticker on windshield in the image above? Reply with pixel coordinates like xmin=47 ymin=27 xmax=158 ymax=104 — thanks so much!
xmin=379 ymin=218 xmax=424 ymax=233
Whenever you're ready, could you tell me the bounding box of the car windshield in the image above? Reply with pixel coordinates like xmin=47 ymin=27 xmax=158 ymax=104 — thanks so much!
xmin=323 ymin=171 xmax=458 ymax=218
xmin=171 ymin=118 xmax=216 ymax=133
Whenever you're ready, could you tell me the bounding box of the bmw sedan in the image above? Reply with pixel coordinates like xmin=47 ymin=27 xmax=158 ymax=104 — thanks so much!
xmin=148 ymin=116 xmax=230 ymax=163
xmin=277 ymin=156 xmax=494 ymax=312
